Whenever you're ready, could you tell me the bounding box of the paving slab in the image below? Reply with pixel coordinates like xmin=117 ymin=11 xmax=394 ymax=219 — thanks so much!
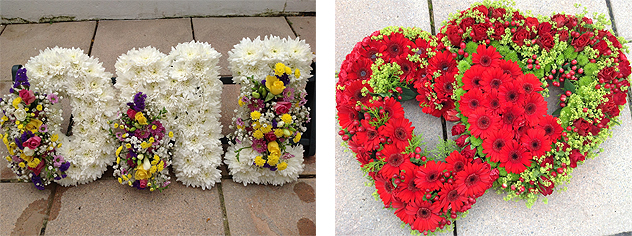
xmin=285 ymin=0 xmax=316 ymax=12
xmin=0 ymin=183 xmax=51 ymax=235
xmin=0 ymin=21 xmax=95 ymax=81
xmin=611 ymin=0 xmax=632 ymax=40
xmin=222 ymin=178 xmax=316 ymax=235
xmin=335 ymin=100 xmax=447 ymax=235
xmin=432 ymin=0 xmax=610 ymax=33
xmin=287 ymin=16 xmax=316 ymax=53
xmin=91 ymin=18 xmax=193 ymax=75
xmin=45 ymin=179 xmax=224 ymax=235
xmin=221 ymin=83 xmax=241 ymax=136
xmin=335 ymin=0 xmax=431 ymax=71
xmin=192 ymin=17 xmax=296 ymax=76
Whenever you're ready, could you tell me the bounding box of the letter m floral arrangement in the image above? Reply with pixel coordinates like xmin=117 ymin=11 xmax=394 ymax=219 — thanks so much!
xmin=225 ymin=36 xmax=314 ymax=185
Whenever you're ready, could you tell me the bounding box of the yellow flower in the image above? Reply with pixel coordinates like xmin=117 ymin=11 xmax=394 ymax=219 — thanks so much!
xmin=128 ymin=181 xmax=133 ymax=186
xmin=284 ymin=65 xmax=292 ymax=75
xmin=36 ymin=105 xmax=43 ymax=111
xmin=125 ymin=143 xmax=132 ymax=149
xmin=151 ymin=155 xmax=160 ymax=165
xmin=141 ymin=142 xmax=151 ymax=149
xmin=25 ymin=119 xmax=43 ymax=133
xmin=266 ymin=76 xmax=286 ymax=95
xmin=238 ymin=97 xmax=245 ymax=107
xmin=8 ymin=143 xmax=17 ymax=155
xmin=277 ymin=162 xmax=288 ymax=171
xmin=150 ymin=188 xmax=155 ymax=192
xmin=51 ymin=134 xmax=59 ymax=142
xmin=27 ymin=158 xmax=40 ymax=168
xmin=116 ymin=146 xmax=123 ymax=157
xmin=113 ymin=123 xmax=119 ymax=128
xmin=149 ymin=137 xmax=155 ymax=143
xmin=17 ymin=124 xmax=24 ymax=130
xmin=122 ymin=133 xmax=129 ymax=138
xmin=274 ymin=129 xmax=284 ymax=137
xmin=253 ymin=130 xmax=264 ymax=139
xmin=18 ymin=162 xmax=25 ymax=168
xmin=158 ymin=161 xmax=164 ymax=172
xmin=267 ymin=154 xmax=279 ymax=166
xmin=250 ymin=111 xmax=261 ymax=121
xmin=268 ymin=141 xmax=281 ymax=158
xmin=57 ymin=143 xmax=62 ymax=148
xmin=261 ymin=124 xmax=272 ymax=134
xmin=116 ymin=157 xmax=120 ymax=165
xmin=122 ymin=174 xmax=129 ymax=181
xmin=135 ymin=166 xmax=150 ymax=180
xmin=12 ymin=97 xmax=22 ymax=109
xmin=5 ymin=156 xmax=12 ymax=162
xmin=118 ymin=178 xmax=123 ymax=184
xmin=293 ymin=132 xmax=302 ymax=143
xmin=135 ymin=112 xmax=148 ymax=125
xmin=275 ymin=62 xmax=286 ymax=76
xmin=282 ymin=114 xmax=292 ymax=124
xmin=149 ymin=165 xmax=157 ymax=174
xmin=295 ymin=68 xmax=301 ymax=78
xmin=21 ymin=153 xmax=33 ymax=162
xmin=252 ymin=121 xmax=262 ymax=130
xmin=254 ymin=155 xmax=265 ymax=167
xmin=151 ymin=125 xmax=157 ymax=130
xmin=168 ymin=131 xmax=174 ymax=138
xmin=1 ymin=116 xmax=8 ymax=121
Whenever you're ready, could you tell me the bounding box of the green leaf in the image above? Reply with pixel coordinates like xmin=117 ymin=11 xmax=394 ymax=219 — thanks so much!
xmin=499 ymin=167 xmax=508 ymax=176
xmin=470 ymin=137 xmax=483 ymax=146
xmin=264 ymin=92 xmax=275 ymax=102
xmin=552 ymin=107 xmax=562 ymax=117
xmin=564 ymin=79 xmax=576 ymax=94
xmin=398 ymin=86 xmax=418 ymax=101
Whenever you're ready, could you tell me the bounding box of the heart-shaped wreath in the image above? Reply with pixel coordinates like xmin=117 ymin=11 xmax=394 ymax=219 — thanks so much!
xmin=336 ymin=1 xmax=630 ymax=235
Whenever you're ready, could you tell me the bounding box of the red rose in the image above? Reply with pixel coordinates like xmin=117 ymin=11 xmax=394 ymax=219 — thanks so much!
xmin=127 ymin=108 xmax=137 ymax=119
xmin=443 ymin=108 xmax=460 ymax=122
xmin=489 ymin=168 xmax=500 ymax=182
xmin=491 ymin=22 xmax=505 ymax=40
xmin=446 ymin=25 xmax=463 ymax=46
xmin=593 ymin=40 xmax=610 ymax=55
xmin=582 ymin=17 xmax=593 ymax=25
xmin=558 ymin=30 xmax=569 ymax=42
xmin=23 ymin=136 xmax=42 ymax=149
xmin=473 ymin=5 xmax=488 ymax=16
xmin=613 ymin=92 xmax=627 ymax=106
xmin=28 ymin=158 xmax=46 ymax=176
xmin=139 ymin=179 xmax=148 ymax=189
xmin=564 ymin=15 xmax=578 ymax=29
xmin=265 ymin=132 xmax=277 ymax=142
xmin=459 ymin=17 xmax=475 ymax=30
xmin=618 ymin=55 xmax=631 ymax=78
xmin=512 ymin=11 xmax=525 ymax=22
xmin=537 ymin=176 xmax=555 ymax=196
xmin=455 ymin=134 xmax=468 ymax=148
xmin=525 ymin=17 xmax=539 ymax=28
xmin=491 ymin=7 xmax=506 ymax=19
xmin=472 ymin=23 xmax=490 ymax=42
xmin=571 ymin=32 xmax=591 ymax=52
xmin=512 ymin=27 xmax=529 ymax=46
xmin=537 ymin=33 xmax=555 ymax=51
xmin=569 ymin=149 xmax=585 ymax=168
xmin=537 ymin=22 xmax=552 ymax=37
xmin=608 ymin=34 xmax=622 ymax=48
xmin=19 ymin=90 xmax=36 ymax=105
xmin=451 ymin=123 xmax=466 ymax=136
xmin=598 ymin=67 xmax=616 ymax=83
xmin=551 ymin=14 xmax=568 ymax=28
xmin=540 ymin=156 xmax=554 ymax=169
xmin=274 ymin=102 xmax=292 ymax=114
xmin=461 ymin=145 xmax=476 ymax=158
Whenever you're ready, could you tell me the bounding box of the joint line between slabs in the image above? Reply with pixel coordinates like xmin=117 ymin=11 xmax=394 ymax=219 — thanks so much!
xmin=0 ymin=25 xmax=6 ymax=36
xmin=190 ymin=17 xmax=196 ymax=41
xmin=427 ymin=0 xmax=436 ymax=35
xmin=217 ymin=182 xmax=231 ymax=236
xmin=87 ymin=20 xmax=99 ymax=57
xmin=605 ymin=0 xmax=619 ymax=37
xmin=285 ymin=16 xmax=299 ymax=38
xmin=39 ymin=184 xmax=57 ymax=236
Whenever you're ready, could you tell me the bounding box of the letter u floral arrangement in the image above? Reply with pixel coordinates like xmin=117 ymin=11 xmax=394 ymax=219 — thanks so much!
xmin=1 ymin=36 xmax=313 ymax=191
xmin=336 ymin=1 xmax=630 ymax=235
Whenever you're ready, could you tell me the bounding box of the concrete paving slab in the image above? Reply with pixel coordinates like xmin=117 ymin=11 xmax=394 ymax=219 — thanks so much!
xmin=611 ymin=0 xmax=632 ymax=40
xmin=287 ymin=16 xmax=316 ymax=53
xmin=335 ymin=100 xmax=447 ymax=235
xmin=192 ymin=17 xmax=296 ymax=76
xmin=0 ymin=183 xmax=51 ymax=235
xmin=222 ymin=178 xmax=316 ymax=235
xmin=285 ymin=0 xmax=316 ymax=12
xmin=335 ymin=0 xmax=431 ymax=71
xmin=45 ymin=179 xmax=225 ymax=234
xmin=221 ymin=83 xmax=241 ymax=136
xmin=0 ymin=21 xmax=95 ymax=82
xmin=432 ymin=0 xmax=610 ymax=33
xmin=457 ymin=104 xmax=632 ymax=235
xmin=91 ymin=18 xmax=193 ymax=75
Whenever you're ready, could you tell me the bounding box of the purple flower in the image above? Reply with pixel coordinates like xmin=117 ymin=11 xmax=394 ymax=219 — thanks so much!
xmin=47 ymin=94 xmax=59 ymax=104
xmin=163 ymin=181 xmax=171 ymax=187
xmin=135 ymin=127 xmax=151 ymax=139
xmin=53 ymin=155 xmax=64 ymax=168
xmin=115 ymin=132 xmax=123 ymax=141
xmin=127 ymin=92 xmax=147 ymax=112
xmin=248 ymin=99 xmax=264 ymax=112
xmin=59 ymin=161 xmax=70 ymax=172
xmin=272 ymin=119 xmax=278 ymax=128
xmin=13 ymin=68 xmax=31 ymax=90
xmin=282 ymin=88 xmax=295 ymax=102
xmin=32 ymin=175 xmax=45 ymax=190
xmin=235 ymin=118 xmax=244 ymax=127
xmin=150 ymin=120 xmax=165 ymax=140
xmin=281 ymin=152 xmax=295 ymax=160
xmin=252 ymin=139 xmax=267 ymax=153
xmin=38 ymin=124 xmax=48 ymax=133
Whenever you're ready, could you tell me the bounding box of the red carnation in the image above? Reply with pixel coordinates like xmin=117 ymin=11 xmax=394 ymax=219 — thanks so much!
xmin=455 ymin=134 xmax=469 ymax=148
xmin=520 ymin=128 xmax=552 ymax=158
xmin=451 ymin=123 xmax=466 ymax=136
xmin=455 ymin=161 xmax=492 ymax=197
xmin=472 ymin=23 xmax=490 ymax=42
xmin=500 ymin=141 xmax=532 ymax=174
xmin=472 ymin=45 xmax=502 ymax=68
xmin=446 ymin=25 xmax=463 ymax=46
xmin=381 ymin=118 xmax=414 ymax=150
xmin=537 ymin=32 xmax=555 ymax=51
xmin=482 ymin=130 xmax=513 ymax=162
xmin=468 ymin=108 xmax=499 ymax=138
xmin=491 ymin=7 xmax=506 ymax=19
xmin=459 ymin=17 xmax=476 ymax=30
xmin=472 ymin=5 xmax=488 ymax=16
xmin=491 ymin=22 xmax=506 ymax=40
xmin=405 ymin=200 xmax=443 ymax=233
xmin=127 ymin=108 xmax=137 ymax=119
xmin=414 ymin=160 xmax=447 ymax=191
xmin=461 ymin=145 xmax=477 ymax=159
xmin=537 ymin=22 xmax=552 ymax=36
xmin=462 ymin=65 xmax=486 ymax=90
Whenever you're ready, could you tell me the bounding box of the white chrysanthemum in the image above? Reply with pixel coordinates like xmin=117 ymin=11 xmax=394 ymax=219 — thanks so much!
xmin=115 ymin=46 xmax=168 ymax=103
xmin=24 ymin=47 xmax=118 ymax=186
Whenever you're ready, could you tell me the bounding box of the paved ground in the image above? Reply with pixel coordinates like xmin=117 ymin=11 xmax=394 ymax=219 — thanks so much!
xmin=0 ymin=16 xmax=315 ymax=235
xmin=336 ymin=0 xmax=632 ymax=235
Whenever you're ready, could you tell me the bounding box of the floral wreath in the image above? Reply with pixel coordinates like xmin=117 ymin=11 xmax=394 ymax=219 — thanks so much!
xmin=24 ymin=47 xmax=119 ymax=186
xmin=1 ymin=68 xmax=70 ymax=190
xmin=337 ymin=1 xmax=630 ymax=234
xmin=224 ymin=36 xmax=313 ymax=186
xmin=114 ymin=42 xmax=224 ymax=190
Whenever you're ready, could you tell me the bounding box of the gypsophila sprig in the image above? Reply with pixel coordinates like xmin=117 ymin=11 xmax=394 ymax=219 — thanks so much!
xmin=111 ymin=92 xmax=174 ymax=192
xmin=1 ymin=68 xmax=69 ymax=190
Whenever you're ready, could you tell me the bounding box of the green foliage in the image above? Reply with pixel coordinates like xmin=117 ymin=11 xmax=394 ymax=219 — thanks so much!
xmin=465 ymin=41 xmax=479 ymax=54
xmin=429 ymin=138 xmax=459 ymax=162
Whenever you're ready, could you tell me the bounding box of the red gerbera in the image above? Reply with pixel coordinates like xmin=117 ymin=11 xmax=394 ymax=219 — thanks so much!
xmin=337 ymin=105 xmax=359 ymax=130
xmin=395 ymin=201 xmax=414 ymax=225
xmin=395 ymin=57 xmax=418 ymax=83
xmin=375 ymin=174 xmax=397 ymax=207
xmin=500 ymin=140 xmax=532 ymax=174
xmin=459 ymin=89 xmax=485 ymax=116
xmin=499 ymin=105 xmax=525 ymax=131
xmin=445 ymin=150 xmax=469 ymax=173
xmin=539 ymin=116 xmax=562 ymax=141
xmin=434 ymin=74 xmax=456 ymax=96
xmin=395 ymin=167 xmax=425 ymax=203
xmin=427 ymin=51 xmax=458 ymax=75
xmin=343 ymin=80 xmax=373 ymax=106
xmin=414 ymin=160 xmax=447 ymax=191
xmin=438 ymin=183 xmax=468 ymax=212
xmin=520 ymin=128 xmax=552 ymax=158
xmin=468 ymin=108 xmax=499 ymax=138
xmin=359 ymin=119 xmax=382 ymax=152
xmin=485 ymin=90 xmax=503 ymax=115
xmin=405 ymin=200 xmax=443 ymax=233
xmin=357 ymin=39 xmax=381 ymax=61
xmin=482 ymin=130 xmax=513 ymax=162
xmin=345 ymin=56 xmax=373 ymax=82
xmin=521 ymin=93 xmax=547 ymax=126
xmin=381 ymin=118 xmax=414 ymax=150
xmin=461 ymin=65 xmax=487 ymax=90
xmin=380 ymin=32 xmax=412 ymax=60
xmin=515 ymin=73 xmax=544 ymax=95
xmin=497 ymin=59 xmax=522 ymax=77
xmin=379 ymin=144 xmax=416 ymax=178
xmin=498 ymin=80 xmax=524 ymax=104
xmin=455 ymin=161 xmax=492 ymax=197
xmin=472 ymin=44 xmax=502 ymax=67
xmin=481 ymin=67 xmax=510 ymax=90
xmin=371 ymin=97 xmax=405 ymax=120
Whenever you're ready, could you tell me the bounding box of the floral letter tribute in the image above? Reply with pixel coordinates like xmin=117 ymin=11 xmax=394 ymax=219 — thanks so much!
xmin=1 ymin=68 xmax=70 ymax=189
xmin=225 ymin=36 xmax=314 ymax=186
xmin=24 ymin=47 xmax=119 ymax=186
xmin=337 ymin=1 xmax=630 ymax=234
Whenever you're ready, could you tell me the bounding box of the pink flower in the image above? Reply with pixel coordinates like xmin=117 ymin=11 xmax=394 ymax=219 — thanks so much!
xmin=265 ymin=132 xmax=277 ymax=142
xmin=47 ymin=94 xmax=59 ymax=104
xmin=274 ymin=102 xmax=292 ymax=114
xmin=23 ymin=136 xmax=41 ymax=149
xmin=126 ymin=109 xmax=137 ymax=120
xmin=19 ymin=90 xmax=36 ymax=105
xmin=139 ymin=179 xmax=148 ymax=189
